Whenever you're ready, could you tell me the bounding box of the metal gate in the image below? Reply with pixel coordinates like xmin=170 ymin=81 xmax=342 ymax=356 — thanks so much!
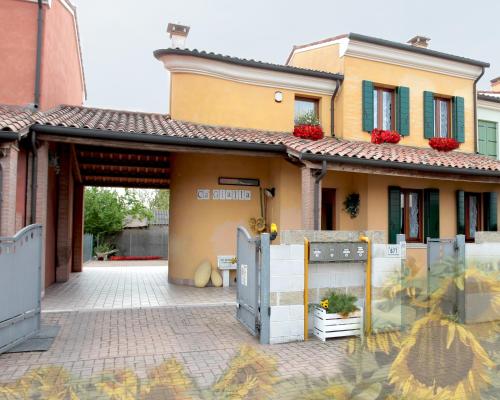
xmin=236 ymin=226 xmax=270 ymax=344
xmin=83 ymin=233 xmax=93 ymax=263
xmin=0 ymin=224 xmax=42 ymax=354
xmin=427 ymin=235 xmax=465 ymax=321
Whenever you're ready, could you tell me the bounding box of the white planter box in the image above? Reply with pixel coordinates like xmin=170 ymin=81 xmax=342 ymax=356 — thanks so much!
xmin=313 ymin=306 xmax=363 ymax=341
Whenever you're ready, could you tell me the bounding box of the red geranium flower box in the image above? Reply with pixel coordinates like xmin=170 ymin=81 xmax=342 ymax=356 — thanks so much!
xmin=293 ymin=124 xmax=324 ymax=141
xmin=428 ymin=137 xmax=460 ymax=152
xmin=371 ymin=129 xmax=401 ymax=144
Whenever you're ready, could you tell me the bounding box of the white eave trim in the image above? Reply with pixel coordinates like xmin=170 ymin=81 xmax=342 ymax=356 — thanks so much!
xmin=158 ymin=54 xmax=338 ymax=95
xmin=289 ymin=38 xmax=483 ymax=80
xmin=478 ymin=99 xmax=500 ymax=112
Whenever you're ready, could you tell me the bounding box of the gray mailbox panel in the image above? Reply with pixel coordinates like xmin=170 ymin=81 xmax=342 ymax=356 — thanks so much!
xmin=309 ymin=242 xmax=368 ymax=263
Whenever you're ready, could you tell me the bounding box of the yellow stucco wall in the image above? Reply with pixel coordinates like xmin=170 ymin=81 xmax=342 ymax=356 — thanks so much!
xmin=288 ymin=44 xmax=476 ymax=152
xmin=170 ymin=73 xmax=332 ymax=135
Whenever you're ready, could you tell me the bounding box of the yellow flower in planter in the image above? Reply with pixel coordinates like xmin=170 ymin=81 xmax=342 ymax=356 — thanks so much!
xmin=320 ymin=299 xmax=329 ymax=310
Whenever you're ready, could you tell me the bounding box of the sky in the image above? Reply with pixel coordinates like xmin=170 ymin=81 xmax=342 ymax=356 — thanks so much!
xmin=73 ymin=0 xmax=500 ymax=114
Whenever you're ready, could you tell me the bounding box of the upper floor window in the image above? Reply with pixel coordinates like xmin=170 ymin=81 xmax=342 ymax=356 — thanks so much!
xmin=373 ymin=87 xmax=395 ymax=130
xmin=434 ymin=97 xmax=451 ymax=138
xmin=294 ymin=97 xmax=318 ymax=124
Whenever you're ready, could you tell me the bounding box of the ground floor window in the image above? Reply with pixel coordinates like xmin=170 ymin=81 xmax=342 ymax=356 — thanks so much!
xmin=321 ymin=188 xmax=336 ymax=230
xmin=457 ymin=190 xmax=497 ymax=241
xmin=401 ymin=189 xmax=423 ymax=242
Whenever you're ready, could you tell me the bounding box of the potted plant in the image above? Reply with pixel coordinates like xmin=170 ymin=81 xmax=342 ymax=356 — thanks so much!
xmin=371 ymin=129 xmax=401 ymax=144
xmin=428 ymin=137 xmax=460 ymax=151
xmin=314 ymin=291 xmax=362 ymax=341
xmin=293 ymin=111 xmax=324 ymax=141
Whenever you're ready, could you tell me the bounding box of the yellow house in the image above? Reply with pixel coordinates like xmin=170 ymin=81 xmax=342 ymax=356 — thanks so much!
xmin=153 ymin=29 xmax=500 ymax=283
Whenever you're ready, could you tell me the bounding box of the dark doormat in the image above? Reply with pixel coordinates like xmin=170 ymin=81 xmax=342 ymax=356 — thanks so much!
xmin=4 ymin=325 xmax=60 ymax=353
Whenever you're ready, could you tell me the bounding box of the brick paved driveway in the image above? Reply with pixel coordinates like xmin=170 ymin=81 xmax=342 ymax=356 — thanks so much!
xmin=0 ymin=262 xmax=351 ymax=398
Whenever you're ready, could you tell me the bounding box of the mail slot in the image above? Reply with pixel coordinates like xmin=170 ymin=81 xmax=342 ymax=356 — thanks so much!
xmin=309 ymin=242 xmax=368 ymax=263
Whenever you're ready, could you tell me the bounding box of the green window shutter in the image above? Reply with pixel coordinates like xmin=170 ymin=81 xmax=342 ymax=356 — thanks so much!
xmin=362 ymin=80 xmax=374 ymax=132
xmin=452 ymin=96 xmax=465 ymax=143
xmin=483 ymin=192 xmax=498 ymax=231
xmin=478 ymin=120 xmax=497 ymax=158
xmin=456 ymin=190 xmax=465 ymax=235
xmin=397 ymin=86 xmax=410 ymax=136
xmin=424 ymin=189 xmax=440 ymax=242
xmin=388 ymin=186 xmax=402 ymax=244
xmin=423 ymin=91 xmax=434 ymax=139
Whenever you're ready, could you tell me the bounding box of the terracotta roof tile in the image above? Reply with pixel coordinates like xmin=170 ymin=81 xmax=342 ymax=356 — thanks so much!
xmin=3 ymin=104 xmax=500 ymax=175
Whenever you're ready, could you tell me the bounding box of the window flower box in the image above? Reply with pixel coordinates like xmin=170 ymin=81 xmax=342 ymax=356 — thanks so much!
xmin=371 ymin=129 xmax=401 ymax=144
xmin=313 ymin=306 xmax=363 ymax=341
xmin=428 ymin=137 xmax=460 ymax=152
xmin=293 ymin=124 xmax=324 ymax=141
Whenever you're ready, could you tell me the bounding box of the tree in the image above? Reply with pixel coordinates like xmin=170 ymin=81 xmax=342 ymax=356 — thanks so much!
xmin=84 ymin=188 xmax=153 ymax=241
xmin=150 ymin=189 xmax=170 ymax=211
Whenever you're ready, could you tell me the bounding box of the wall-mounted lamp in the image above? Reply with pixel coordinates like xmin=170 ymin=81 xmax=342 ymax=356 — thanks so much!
xmin=274 ymin=91 xmax=283 ymax=103
xmin=264 ymin=187 xmax=275 ymax=198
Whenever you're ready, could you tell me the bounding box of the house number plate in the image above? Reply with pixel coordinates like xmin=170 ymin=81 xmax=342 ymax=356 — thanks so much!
xmin=309 ymin=242 xmax=368 ymax=263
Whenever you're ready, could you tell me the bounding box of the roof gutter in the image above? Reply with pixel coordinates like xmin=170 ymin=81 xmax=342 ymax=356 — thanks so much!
xmin=473 ymin=67 xmax=486 ymax=154
xmin=330 ymin=80 xmax=341 ymax=136
xmin=31 ymin=124 xmax=288 ymax=154
xmin=34 ymin=0 xmax=44 ymax=109
xmin=299 ymin=152 xmax=500 ymax=178
xmin=0 ymin=132 xmax=21 ymax=140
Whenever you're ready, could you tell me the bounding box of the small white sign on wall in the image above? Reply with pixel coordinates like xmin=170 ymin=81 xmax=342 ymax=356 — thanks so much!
xmin=385 ymin=244 xmax=402 ymax=258
xmin=197 ymin=189 xmax=210 ymax=200
xmin=213 ymin=189 xmax=251 ymax=201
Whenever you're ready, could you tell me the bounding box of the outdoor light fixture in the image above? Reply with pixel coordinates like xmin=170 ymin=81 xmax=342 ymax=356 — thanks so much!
xmin=264 ymin=187 xmax=275 ymax=198
xmin=274 ymin=91 xmax=283 ymax=103
xmin=218 ymin=177 xmax=260 ymax=187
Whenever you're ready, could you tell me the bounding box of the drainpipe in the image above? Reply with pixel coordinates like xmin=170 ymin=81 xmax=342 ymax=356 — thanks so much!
xmin=312 ymin=160 xmax=327 ymax=230
xmin=330 ymin=80 xmax=341 ymax=137
xmin=473 ymin=67 xmax=485 ymax=154
xmin=34 ymin=0 xmax=44 ymax=109
xmin=30 ymin=131 xmax=38 ymax=224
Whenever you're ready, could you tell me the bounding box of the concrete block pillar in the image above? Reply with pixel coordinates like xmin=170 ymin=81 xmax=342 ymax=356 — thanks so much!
xmin=56 ymin=148 xmax=74 ymax=282
xmin=0 ymin=143 xmax=19 ymax=236
xmin=72 ymin=183 xmax=84 ymax=273
xmin=301 ymin=167 xmax=317 ymax=230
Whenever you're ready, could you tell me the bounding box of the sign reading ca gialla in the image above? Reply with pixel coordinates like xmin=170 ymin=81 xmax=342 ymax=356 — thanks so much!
xmin=197 ymin=189 xmax=251 ymax=201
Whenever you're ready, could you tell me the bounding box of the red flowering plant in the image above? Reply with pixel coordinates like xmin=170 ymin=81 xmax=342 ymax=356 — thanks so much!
xmin=371 ymin=129 xmax=401 ymax=144
xmin=428 ymin=137 xmax=460 ymax=152
xmin=293 ymin=111 xmax=324 ymax=141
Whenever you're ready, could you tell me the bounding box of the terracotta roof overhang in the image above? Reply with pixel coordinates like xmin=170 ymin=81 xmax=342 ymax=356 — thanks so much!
xmin=153 ymin=48 xmax=344 ymax=81
xmin=478 ymin=93 xmax=500 ymax=104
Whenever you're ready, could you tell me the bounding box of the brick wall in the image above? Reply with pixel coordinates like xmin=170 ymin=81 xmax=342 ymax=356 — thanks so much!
xmin=0 ymin=143 xmax=19 ymax=236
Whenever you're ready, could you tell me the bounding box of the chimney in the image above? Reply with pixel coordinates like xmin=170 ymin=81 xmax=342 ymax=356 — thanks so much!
xmin=167 ymin=23 xmax=190 ymax=48
xmin=491 ymin=77 xmax=500 ymax=93
xmin=407 ymin=35 xmax=431 ymax=49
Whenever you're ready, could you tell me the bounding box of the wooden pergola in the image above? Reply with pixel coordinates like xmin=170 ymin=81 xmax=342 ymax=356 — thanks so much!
xmin=72 ymin=145 xmax=170 ymax=189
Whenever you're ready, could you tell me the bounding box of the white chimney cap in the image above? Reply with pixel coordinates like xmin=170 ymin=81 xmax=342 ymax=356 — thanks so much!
xmin=167 ymin=23 xmax=190 ymax=48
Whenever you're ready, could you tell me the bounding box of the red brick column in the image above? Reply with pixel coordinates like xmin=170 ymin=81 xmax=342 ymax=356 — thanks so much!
xmin=301 ymin=167 xmax=316 ymax=230
xmin=35 ymin=142 xmax=49 ymax=292
xmin=56 ymin=148 xmax=74 ymax=282
xmin=72 ymin=183 xmax=84 ymax=273
xmin=0 ymin=142 xmax=19 ymax=236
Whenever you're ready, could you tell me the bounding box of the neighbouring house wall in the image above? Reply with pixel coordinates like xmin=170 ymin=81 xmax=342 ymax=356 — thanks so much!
xmin=114 ymin=226 xmax=169 ymax=258
xmin=169 ymin=73 xmax=332 ymax=135
xmin=0 ymin=0 xmax=37 ymax=106
xmin=478 ymin=100 xmax=500 ymax=159
xmin=287 ymin=44 xmax=344 ymax=76
xmin=0 ymin=0 xmax=84 ymax=109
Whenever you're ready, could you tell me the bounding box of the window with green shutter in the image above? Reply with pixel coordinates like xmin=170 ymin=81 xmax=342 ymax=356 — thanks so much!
xmin=397 ymin=86 xmax=410 ymax=136
xmin=452 ymin=96 xmax=465 ymax=143
xmin=456 ymin=190 xmax=465 ymax=235
xmin=388 ymin=187 xmax=401 ymax=244
xmin=362 ymin=80 xmax=374 ymax=132
xmin=424 ymin=189 xmax=440 ymax=242
xmin=423 ymin=91 xmax=434 ymax=138
xmin=483 ymin=192 xmax=498 ymax=231
xmin=478 ymin=120 xmax=497 ymax=158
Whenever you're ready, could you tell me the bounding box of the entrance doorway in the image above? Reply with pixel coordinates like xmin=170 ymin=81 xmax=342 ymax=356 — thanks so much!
xmin=321 ymin=188 xmax=336 ymax=230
